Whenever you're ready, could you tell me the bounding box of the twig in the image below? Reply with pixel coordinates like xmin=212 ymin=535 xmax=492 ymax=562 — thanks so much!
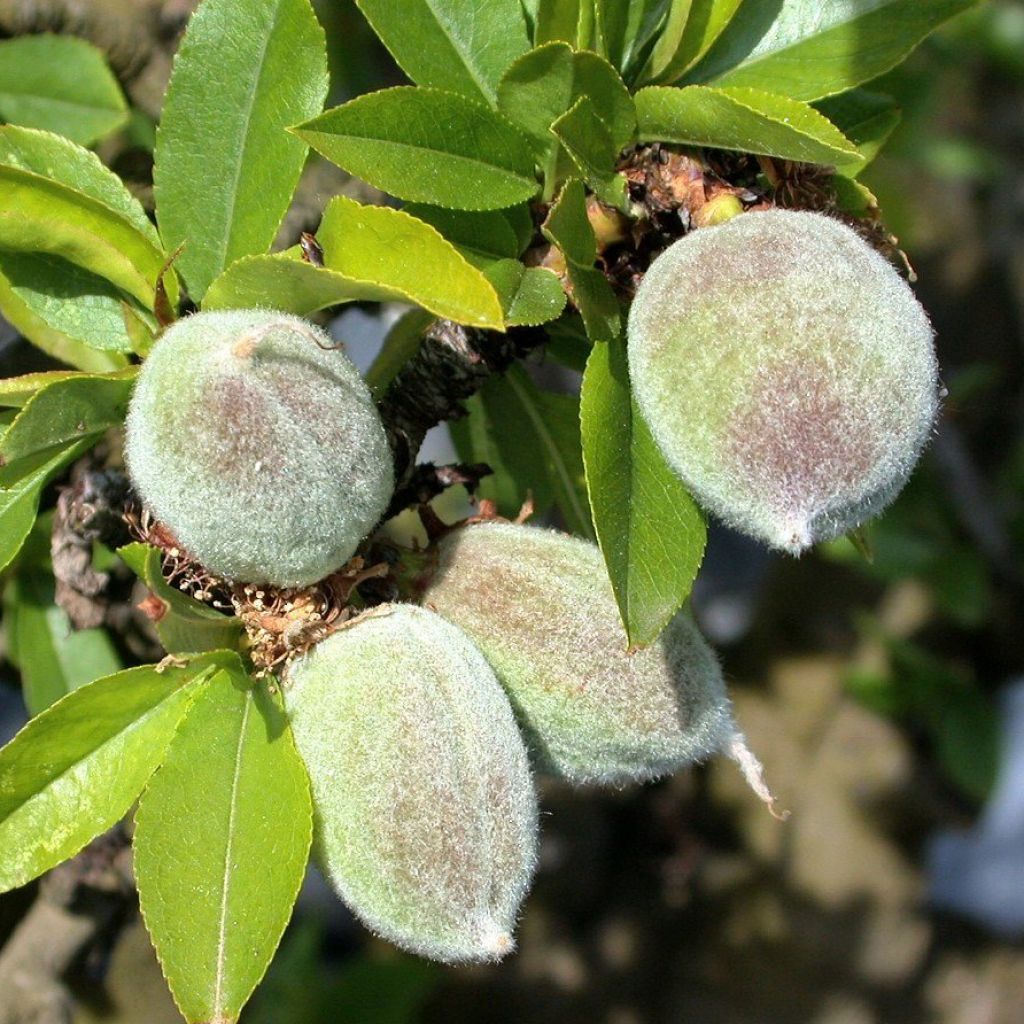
xmin=376 ymin=319 xmax=546 ymax=490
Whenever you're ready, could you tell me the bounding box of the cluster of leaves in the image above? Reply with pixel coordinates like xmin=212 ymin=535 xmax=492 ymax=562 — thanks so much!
xmin=0 ymin=0 xmax=979 ymax=1021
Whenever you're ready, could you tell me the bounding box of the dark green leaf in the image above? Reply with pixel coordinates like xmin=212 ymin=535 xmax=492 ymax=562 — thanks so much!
xmin=635 ymin=85 xmax=862 ymax=168
xmin=135 ymin=675 xmax=312 ymax=1024
xmin=815 ymin=90 xmax=901 ymax=171
xmin=0 ymin=656 xmax=225 ymax=893
xmin=534 ymin=0 xmax=581 ymax=45
xmin=647 ymin=0 xmax=742 ymax=83
xmin=580 ymin=335 xmax=706 ymax=647
xmin=483 ymin=260 xmax=567 ymax=326
xmin=0 ymin=35 xmax=128 ymax=146
xmin=0 ymin=370 xmax=135 ymax=465
xmin=688 ymin=0 xmax=981 ymax=101
xmin=496 ymin=43 xmax=635 ymax=193
xmin=353 ymin=0 xmax=530 ymax=105
xmin=293 ymin=87 xmax=538 ymax=211
xmin=551 ymin=96 xmax=630 ymax=210
xmin=402 ymin=204 xmax=522 ymax=266
xmin=365 ymin=308 xmax=435 ymax=399
xmin=0 ymin=437 xmax=97 ymax=574
xmin=450 ymin=364 xmax=592 ymax=535
xmin=3 ymin=570 xmax=122 ymax=716
xmin=0 ymin=252 xmax=150 ymax=367
xmin=118 ymin=543 xmax=244 ymax=655
xmin=318 ymin=197 xmax=505 ymax=329
xmin=154 ymin=0 xmax=329 ymax=300
xmin=596 ymin=0 xmax=672 ymax=81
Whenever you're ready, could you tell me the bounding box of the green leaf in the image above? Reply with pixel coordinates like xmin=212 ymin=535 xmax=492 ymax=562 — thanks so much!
xmin=3 ymin=570 xmax=122 ymax=716
xmin=135 ymin=675 xmax=311 ymax=1024
xmin=365 ymin=308 xmax=435 ymax=399
xmin=815 ymin=90 xmax=901 ymax=171
xmin=204 ymin=251 xmax=422 ymax=316
xmin=580 ymin=335 xmax=706 ymax=647
xmin=635 ymin=85 xmax=862 ymax=168
xmin=0 ymin=252 xmax=149 ymax=367
xmin=648 ymin=0 xmax=742 ymax=83
xmin=551 ymin=96 xmax=630 ymax=210
xmin=118 ymin=543 xmax=244 ymax=655
xmin=450 ymin=364 xmax=592 ymax=536
xmin=0 ymin=656 xmax=223 ymax=893
xmin=0 ymin=437 xmax=96 ymax=574
xmin=0 ymin=370 xmax=135 ymax=465
xmin=0 ymin=165 xmax=171 ymax=308
xmin=353 ymin=0 xmax=530 ymax=105
xmin=541 ymin=179 xmax=621 ymax=343
xmin=0 ymin=371 xmax=86 ymax=408
xmin=0 ymin=35 xmax=128 ymax=146
xmin=293 ymin=87 xmax=538 ymax=211
xmin=534 ymin=0 xmax=581 ymax=44
xmin=596 ymin=0 xmax=672 ymax=81
xmin=0 ymin=125 xmax=159 ymax=245
xmin=318 ymin=196 xmax=505 ymax=329
xmin=482 ymin=261 xmax=566 ymax=326
xmin=496 ymin=43 xmax=635 ymax=178
xmin=402 ymin=204 xmax=523 ymax=265
xmin=688 ymin=0 xmax=981 ymax=101
xmin=645 ymin=0 xmax=694 ymax=80
xmin=154 ymin=0 xmax=329 ymax=300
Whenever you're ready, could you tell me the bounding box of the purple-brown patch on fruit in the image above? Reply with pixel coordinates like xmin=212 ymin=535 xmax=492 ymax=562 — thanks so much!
xmin=726 ymin=359 xmax=885 ymax=544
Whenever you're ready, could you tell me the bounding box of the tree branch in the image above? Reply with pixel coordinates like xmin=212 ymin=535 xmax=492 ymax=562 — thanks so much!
xmin=377 ymin=319 xmax=547 ymax=491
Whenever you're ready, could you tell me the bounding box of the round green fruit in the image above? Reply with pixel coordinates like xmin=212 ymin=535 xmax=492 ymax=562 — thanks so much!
xmin=285 ymin=603 xmax=538 ymax=963
xmin=627 ymin=209 xmax=939 ymax=553
xmin=124 ymin=310 xmax=393 ymax=586
xmin=420 ymin=522 xmax=736 ymax=786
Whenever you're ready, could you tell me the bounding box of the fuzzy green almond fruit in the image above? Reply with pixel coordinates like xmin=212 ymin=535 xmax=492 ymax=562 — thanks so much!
xmin=420 ymin=523 xmax=759 ymax=790
xmin=284 ymin=603 xmax=538 ymax=964
xmin=124 ymin=310 xmax=393 ymax=586
xmin=627 ymin=209 xmax=939 ymax=554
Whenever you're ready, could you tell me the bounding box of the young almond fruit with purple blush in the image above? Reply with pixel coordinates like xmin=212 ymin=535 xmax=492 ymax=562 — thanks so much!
xmin=124 ymin=310 xmax=393 ymax=586
xmin=627 ymin=209 xmax=939 ymax=554
xmin=285 ymin=603 xmax=538 ymax=963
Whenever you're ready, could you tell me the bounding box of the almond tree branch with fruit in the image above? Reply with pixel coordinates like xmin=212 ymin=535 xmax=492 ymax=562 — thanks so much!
xmin=0 ymin=1 xmax=980 ymax=1021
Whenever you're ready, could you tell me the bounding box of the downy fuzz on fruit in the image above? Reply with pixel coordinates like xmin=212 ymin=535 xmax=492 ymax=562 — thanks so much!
xmin=124 ymin=309 xmax=393 ymax=586
xmin=627 ymin=209 xmax=939 ymax=554
xmin=420 ymin=522 xmax=738 ymax=786
xmin=284 ymin=603 xmax=538 ymax=964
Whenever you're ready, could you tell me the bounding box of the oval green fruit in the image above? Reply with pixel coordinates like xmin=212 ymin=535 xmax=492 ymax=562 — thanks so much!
xmin=420 ymin=522 xmax=736 ymax=786
xmin=628 ymin=209 xmax=939 ymax=553
xmin=285 ymin=603 xmax=537 ymax=963
xmin=125 ymin=309 xmax=393 ymax=586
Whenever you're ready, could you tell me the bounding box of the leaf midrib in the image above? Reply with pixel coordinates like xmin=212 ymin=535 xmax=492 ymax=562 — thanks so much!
xmin=212 ymin=690 xmax=252 ymax=1017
